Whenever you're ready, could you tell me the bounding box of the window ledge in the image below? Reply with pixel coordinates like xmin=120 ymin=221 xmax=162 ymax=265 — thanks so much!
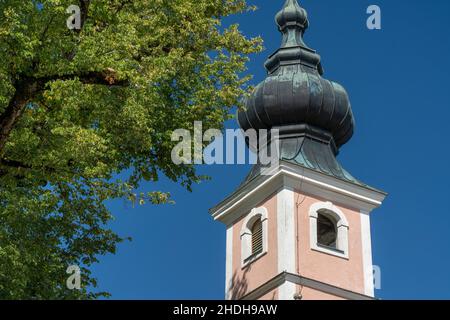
xmin=242 ymin=251 xmax=267 ymax=269
xmin=311 ymin=243 xmax=349 ymax=260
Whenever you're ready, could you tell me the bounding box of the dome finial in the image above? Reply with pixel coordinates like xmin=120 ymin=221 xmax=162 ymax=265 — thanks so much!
xmin=265 ymin=0 xmax=321 ymax=75
xmin=276 ymin=0 xmax=309 ymax=35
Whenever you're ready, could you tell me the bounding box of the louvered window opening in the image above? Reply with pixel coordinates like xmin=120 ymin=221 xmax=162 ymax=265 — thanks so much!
xmin=251 ymin=219 xmax=263 ymax=255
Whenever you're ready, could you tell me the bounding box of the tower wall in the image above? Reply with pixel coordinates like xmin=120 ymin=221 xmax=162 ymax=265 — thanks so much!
xmin=228 ymin=193 xmax=278 ymax=300
xmin=225 ymin=186 xmax=373 ymax=300
xmin=294 ymin=191 xmax=366 ymax=295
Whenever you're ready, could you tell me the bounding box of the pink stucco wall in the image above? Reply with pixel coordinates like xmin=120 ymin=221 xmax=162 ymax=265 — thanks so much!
xmin=259 ymin=288 xmax=278 ymax=300
xmin=230 ymin=193 xmax=278 ymax=300
xmin=294 ymin=191 xmax=365 ymax=295
xmin=298 ymin=285 xmax=344 ymax=300
xmin=229 ymin=188 xmax=366 ymax=300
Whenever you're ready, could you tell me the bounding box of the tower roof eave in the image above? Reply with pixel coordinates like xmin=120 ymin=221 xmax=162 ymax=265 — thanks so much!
xmin=209 ymin=162 xmax=387 ymax=224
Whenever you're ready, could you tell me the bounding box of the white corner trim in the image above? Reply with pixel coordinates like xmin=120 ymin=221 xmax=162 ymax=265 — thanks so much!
xmin=277 ymin=188 xmax=296 ymax=274
xmin=225 ymin=225 xmax=233 ymax=300
xmin=278 ymin=281 xmax=296 ymax=300
xmin=277 ymin=188 xmax=296 ymax=300
xmin=309 ymin=201 xmax=349 ymax=259
xmin=240 ymin=207 xmax=268 ymax=268
xmin=360 ymin=210 xmax=374 ymax=297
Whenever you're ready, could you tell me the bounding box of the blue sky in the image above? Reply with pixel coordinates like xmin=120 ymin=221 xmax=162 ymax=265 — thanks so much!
xmin=91 ymin=0 xmax=450 ymax=299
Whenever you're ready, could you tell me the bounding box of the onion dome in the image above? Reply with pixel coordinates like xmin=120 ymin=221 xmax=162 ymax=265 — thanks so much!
xmin=237 ymin=0 xmax=369 ymax=188
xmin=238 ymin=0 xmax=354 ymax=150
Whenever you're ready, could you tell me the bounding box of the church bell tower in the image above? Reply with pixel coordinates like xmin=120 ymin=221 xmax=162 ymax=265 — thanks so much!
xmin=210 ymin=0 xmax=386 ymax=300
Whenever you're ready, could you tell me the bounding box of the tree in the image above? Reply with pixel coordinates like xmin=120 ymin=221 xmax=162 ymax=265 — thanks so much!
xmin=0 ymin=0 xmax=261 ymax=299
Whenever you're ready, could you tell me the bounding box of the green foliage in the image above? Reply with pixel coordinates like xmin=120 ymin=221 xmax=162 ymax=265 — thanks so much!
xmin=0 ymin=0 xmax=262 ymax=299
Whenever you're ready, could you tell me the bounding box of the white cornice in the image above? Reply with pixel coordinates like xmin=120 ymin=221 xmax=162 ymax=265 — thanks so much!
xmin=211 ymin=163 xmax=387 ymax=225
xmin=240 ymin=272 xmax=375 ymax=301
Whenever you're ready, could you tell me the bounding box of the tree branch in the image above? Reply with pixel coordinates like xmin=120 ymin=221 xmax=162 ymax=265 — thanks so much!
xmin=0 ymin=69 xmax=129 ymax=154
xmin=0 ymin=79 xmax=39 ymax=155
xmin=79 ymin=0 xmax=91 ymax=31
xmin=0 ymin=158 xmax=77 ymax=179
xmin=37 ymin=69 xmax=129 ymax=87
xmin=0 ymin=158 xmax=32 ymax=170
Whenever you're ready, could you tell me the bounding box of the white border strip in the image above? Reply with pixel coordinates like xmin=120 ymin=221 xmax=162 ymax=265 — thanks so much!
xmin=277 ymin=188 xmax=296 ymax=300
xmin=360 ymin=210 xmax=374 ymax=297
xmin=225 ymin=225 xmax=233 ymax=300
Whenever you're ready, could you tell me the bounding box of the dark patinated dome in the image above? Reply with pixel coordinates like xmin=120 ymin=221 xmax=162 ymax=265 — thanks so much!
xmin=238 ymin=0 xmax=354 ymax=149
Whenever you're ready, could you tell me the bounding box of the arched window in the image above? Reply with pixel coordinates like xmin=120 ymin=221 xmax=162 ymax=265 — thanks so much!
xmin=251 ymin=219 xmax=263 ymax=255
xmin=309 ymin=202 xmax=349 ymax=259
xmin=240 ymin=207 xmax=268 ymax=267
